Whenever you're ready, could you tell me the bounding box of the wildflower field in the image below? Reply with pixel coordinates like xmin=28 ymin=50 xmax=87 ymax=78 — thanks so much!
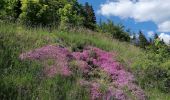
xmin=0 ymin=23 xmax=170 ymax=100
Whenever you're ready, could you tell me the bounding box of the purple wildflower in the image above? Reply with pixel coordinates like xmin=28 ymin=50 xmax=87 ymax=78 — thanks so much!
xmin=112 ymin=89 xmax=129 ymax=100
xmin=72 ymin=46 xmax=146 ymax=100
xmin=128 ymin=84 xmax=147 ymax=100
xmin=91 ymin=83 xmax=102 ymax=100
xmin=19 ymin=45 xmax=146 ymax=100
xmin=75 ymin=60 xmax=89 ymax=73
xmin=19 ymin=45 xmax=71 ymax=77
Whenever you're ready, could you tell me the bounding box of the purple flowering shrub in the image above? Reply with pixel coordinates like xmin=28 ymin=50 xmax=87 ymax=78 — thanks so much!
xmin=20 ymin=45 xmax=146 ymax=100
xmin=20 ymin=45 xmax=71 ymax=77
xmin=72 ymin=46 xmax=146 ymax=100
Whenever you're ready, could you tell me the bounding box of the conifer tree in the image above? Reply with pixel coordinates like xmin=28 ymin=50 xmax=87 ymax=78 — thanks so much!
xmin=139 ymin=31 xmax=148 ymax=49
xmin=83 ymin=2 xmax=96 ymax=30
xmin=131 ymin=33 xmax=137 ymax=45
xmin=154 ymin=33 xmax=159 ymax=40
xmin=0 ymin=0 xmax=6 ymax=19
xmin=0 ymin=0 xmax=5 ymax=10
xmin=13 ymin=0 xmax=22 ymax=20
xmin=149 ymin=38 xmax=153 ymax=44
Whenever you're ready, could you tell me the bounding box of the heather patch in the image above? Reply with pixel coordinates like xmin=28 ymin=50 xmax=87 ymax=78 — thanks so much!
xmin=19 ymin=45 xmax=146 ymax=100
xmin=72 ymin=46 xmax=146 ymax=100
xmin=20 ymin=45 xmax=71 ymax=77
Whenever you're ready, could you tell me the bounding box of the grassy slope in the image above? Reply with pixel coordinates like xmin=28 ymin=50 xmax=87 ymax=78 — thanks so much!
xmin=0 ymin=23 xmax=169 ymax=99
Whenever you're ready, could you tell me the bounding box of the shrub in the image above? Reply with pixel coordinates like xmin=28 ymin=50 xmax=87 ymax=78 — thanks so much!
xmin=59 ymin=3 xmax=84 ymax=29
xmin=19 ymin=0 xmax=84 ymax=27
xmin=98 ymin=20 xmax=130 ymax=42
xmin=136 ymin=64 xmax=170 ymax=93
xmin=20 ymin=0 xmax=69 ymax=26
xmin=0 ymin=0 xmax=22 ymax=21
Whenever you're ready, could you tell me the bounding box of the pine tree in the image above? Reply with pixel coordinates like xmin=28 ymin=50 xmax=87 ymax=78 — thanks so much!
xmin=13 ymin=0 xmax=22 ymax=20
xmin=90 ymin=5 xmax=96 ymax=25
xmin=161 ymin=39 xmax=166 ymax=45
xmin=83 ymin=2 xmax=96 ymax=30
xmin=0 ymin=0 xmax=6 ymax=19
xmin=132 ymin=33 xmax=136 ymax=40
xmin=0 ymin=0 xmax=5 ymax=10
xmin=131 ymin=33 xmax=137 ymax=45
xmin=139 ymin=31 xmax=148 ymax=49
xmin=149 ymin=38 xmax=153 ymax=44
xmin=154 ymin=33 xmax=159 ymax=40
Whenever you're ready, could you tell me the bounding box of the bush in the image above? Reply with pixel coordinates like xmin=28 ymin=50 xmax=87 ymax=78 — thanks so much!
xmin=136 ymin=65 xmax=170 ymax=93
xmin=20 ymin=0 xmax=54 ymax=26
xmin=59 ymin=3 xmax=84 ymax=29
xmin=20 ymin=0 xmax=84 ymax=27
xmin=0 ymin=0 xmax=22 ymax=21
xmin=98 ymin=20 xmax=130 ymax=42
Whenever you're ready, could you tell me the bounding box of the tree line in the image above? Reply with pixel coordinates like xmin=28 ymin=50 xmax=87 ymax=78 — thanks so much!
xmin=0 ymin=0 xmax=169 ymax=47
xmin=0 ymin=0 xmax=133 ymax=42
xmin=0 ymin=0 xmax=96 ymax=29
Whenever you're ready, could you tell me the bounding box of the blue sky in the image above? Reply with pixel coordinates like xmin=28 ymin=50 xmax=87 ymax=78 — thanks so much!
xmin=78 ymin=0 xmax=170 ymax=44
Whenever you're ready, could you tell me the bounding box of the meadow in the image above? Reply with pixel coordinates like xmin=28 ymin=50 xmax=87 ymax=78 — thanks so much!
xmin=0 ymin=22 xmax=170 ymax=100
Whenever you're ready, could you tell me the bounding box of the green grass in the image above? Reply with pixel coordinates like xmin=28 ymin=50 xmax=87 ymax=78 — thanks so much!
xmin=0 ymin=22 xmax=169 ymax=99
xmin=56 ymin=30 xmax=145 ymax=68
xmin=146 ymin=88 xmax=170 ymax=100
xmin=0 ymin=23 xmax=89 ymax=100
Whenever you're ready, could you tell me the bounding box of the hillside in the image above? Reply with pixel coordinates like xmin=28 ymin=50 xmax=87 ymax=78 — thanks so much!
xmin=0 ymin=23 xmax=170 ymax=100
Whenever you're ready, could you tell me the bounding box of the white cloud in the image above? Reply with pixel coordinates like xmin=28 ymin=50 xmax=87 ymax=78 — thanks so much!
xmin=98 ymin=0 xmax=170 ymax=32
xmin=130 ymin=35 xmax=134 ymax=39
xmin=147 ymin=31 xmax=154 ymax=37
xmin=158 ymin=21 xmax=170 ymax=32
xmin=159 ymin=33 xmax=170 ymax=44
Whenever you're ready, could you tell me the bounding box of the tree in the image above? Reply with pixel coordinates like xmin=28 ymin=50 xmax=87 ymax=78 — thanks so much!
xmin=154 ymin=33 xmax=159 ymax=40
xmin=12 ymin=0 xmax=22 ymax=20
xmin=149 ymin=38 xmax=153 ymax=44
xmin=139 ymin=31 xmax=148 ymax=49
xmin=98 ymin=19 xmax=130 ymax=41
xmin=83 ymin=2 xmax=96 ymax=30
xmin=0 ymin=0 xmax=6 ymax=11
xmin=19 ymin=0 xmax=84 ymax=26
xmin=0 ymin=0 xmax=22 ymax=21
xmin=131 ymin=33 xmax=137 ymax=45
xmin=59 ymin=3 xmax=83 ymax=29
xmin=0 ymin=0 xmax=6 ymax=19
xmin=20 ymin=0 xmax=42 ymax=25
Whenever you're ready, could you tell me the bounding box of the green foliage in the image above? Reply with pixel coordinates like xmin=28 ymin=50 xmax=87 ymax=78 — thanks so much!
xmin=98 ymin=20 xmax=130 ymax=41
xmin=154 ymin=33 xmax=159 ymax=40
xmin=139 ymin=31 xmax=148 ymax=49
xmin=59 ymin=3 xmax=84 ymax=29
xmin=147 ymin=38 xmax=170 ymax=62
xmin=0 ymin=0 xmax=22 ymax=21
xmin=161 ymin=60 xmax=170 ymax=71
xmin=20 ymin=0 xmax=40 ymax=25
xmin=0 ymin=21 xmax=170 ymax=99
xmin=0 ymin=0 xmax=6 ymax=19
xmin=146 ymin=88 xmax=170 ymax=100
xmin=1 ymin=0 xmax=95 ymax=30
xmin=20 ymin=0 xmax=60 ymax=26
xmin=0 ymin=0 xmax=6 ymax=16
xmin=56 ymin=28 xmax=170 ymax=98
xmin=19 ymin=0 xmax=85 ymax=27
xmin=136 ymin=65 xmax=170 ymax=93
xmin=133 ymin=36 xmax=170 ymax=94
xmin=0 ymin=0 xmax=5 ymax=10
xmin=83 ymin=2 xmax=96 ymax=30
xmin=0 ymin=23 xmax=90 ymax=99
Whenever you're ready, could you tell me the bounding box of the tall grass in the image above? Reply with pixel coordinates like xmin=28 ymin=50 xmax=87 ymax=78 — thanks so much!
xmin=55 ymin=30 xmax=145 ymax=69
xmin=0 ymin=22 xmax=169 ymax=99
xmin=0 ymin=23 xmax=89 ymax=100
